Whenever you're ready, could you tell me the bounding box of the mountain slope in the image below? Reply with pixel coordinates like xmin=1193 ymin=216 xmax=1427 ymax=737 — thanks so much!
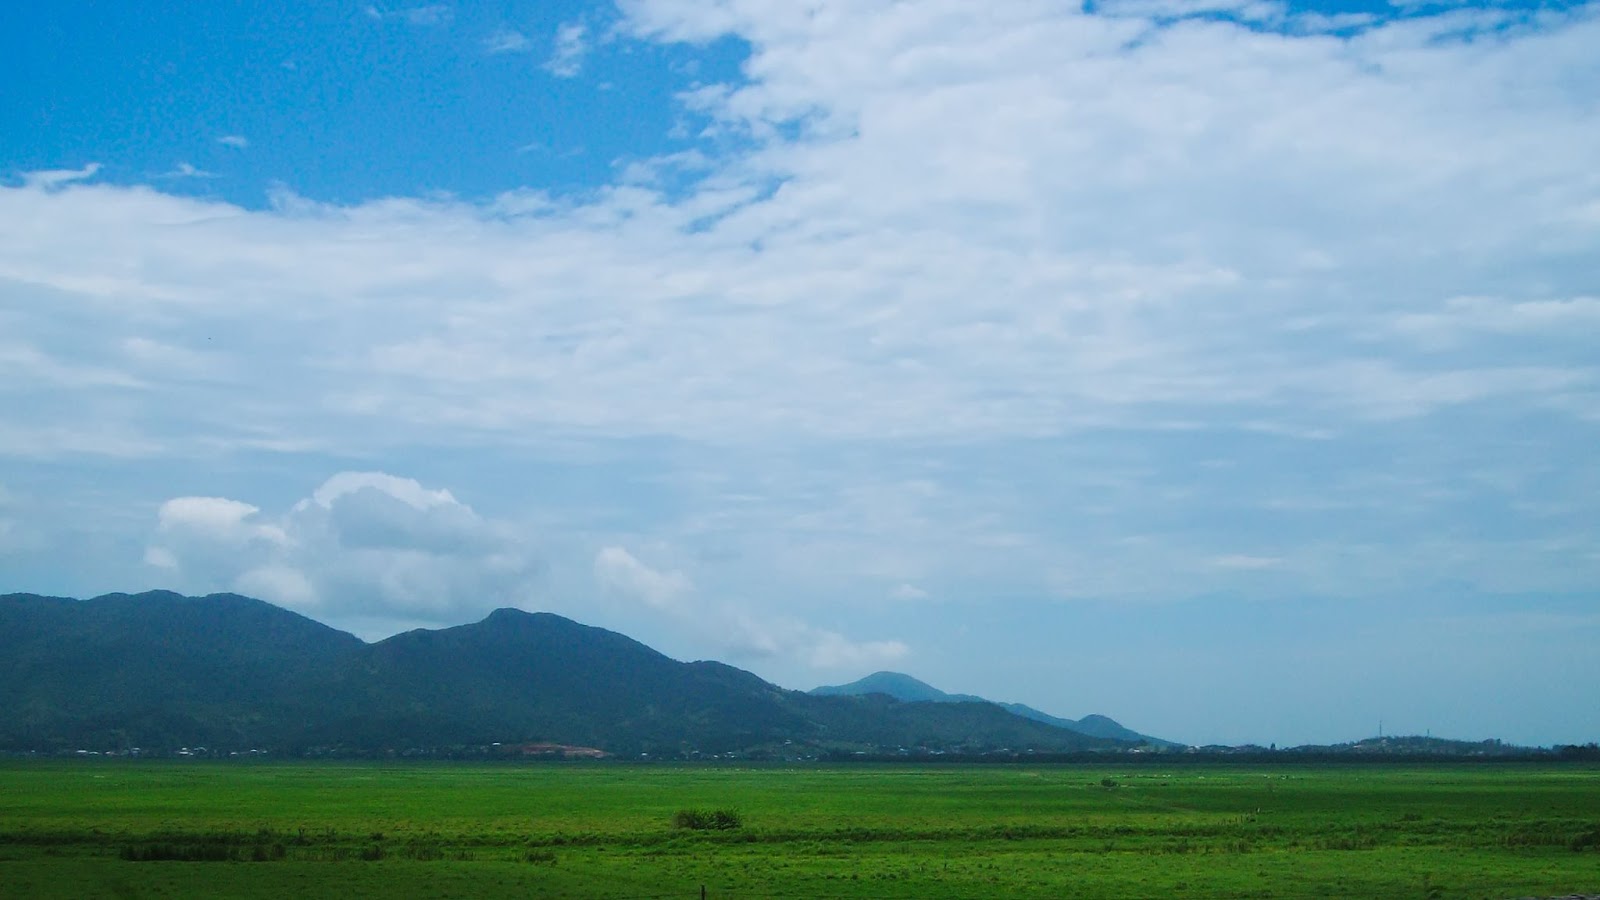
xmin=811 ymin=671 xmax=1177 ymax=747
xmin=793 ymin=692 xmax=1126 ymax=753
xmin=0 ymin=591 xmax=364 ymax=750
xmin=0 ymin=592 xmax=1131 ymax=755
xmin=314 ymin=608 xmax=810 ymax=754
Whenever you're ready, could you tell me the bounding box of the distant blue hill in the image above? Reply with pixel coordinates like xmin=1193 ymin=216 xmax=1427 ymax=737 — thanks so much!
xmin=811 ymin=671 xmax=1180 ymax=747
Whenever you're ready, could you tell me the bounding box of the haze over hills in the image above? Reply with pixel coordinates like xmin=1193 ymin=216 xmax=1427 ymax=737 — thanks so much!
xmin=811 ymin=671 xmax=1179 ymax=747
xmin=0 ymin=591 xmax=1133 ymax=757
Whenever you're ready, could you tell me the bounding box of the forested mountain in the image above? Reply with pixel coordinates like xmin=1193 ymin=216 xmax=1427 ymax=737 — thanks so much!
xmin=0 ymin=592 xmax=1131 ymax=756
xmin=0 ymin=591 xmax=361 ymax=751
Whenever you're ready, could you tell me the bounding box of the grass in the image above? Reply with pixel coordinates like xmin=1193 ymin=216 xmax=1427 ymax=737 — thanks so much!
xmin=0 ymin=760 xmax=1596 ymax=898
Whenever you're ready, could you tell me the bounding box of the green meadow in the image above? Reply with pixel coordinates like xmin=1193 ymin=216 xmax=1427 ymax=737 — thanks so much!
xmin=1 ymin=761 xmax=1596 ymax=898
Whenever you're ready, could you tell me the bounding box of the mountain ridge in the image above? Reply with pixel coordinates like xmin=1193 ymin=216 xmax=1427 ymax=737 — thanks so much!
xmin=811 ymin=670 xmax=1178 ymax=747
xmin=0 ymin=591 xmax=1132 ymax=757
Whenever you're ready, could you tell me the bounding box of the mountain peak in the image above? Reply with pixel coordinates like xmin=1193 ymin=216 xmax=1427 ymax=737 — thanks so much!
xmin=470 ymin=607 xmax=596 ymax=635
xmin=852 ymin=671 xmax=942 ymax=694
xmin=811 ymin=671 xmax=980 ymax=704
xmin=482 ymin=606 xmax=536 ymax=624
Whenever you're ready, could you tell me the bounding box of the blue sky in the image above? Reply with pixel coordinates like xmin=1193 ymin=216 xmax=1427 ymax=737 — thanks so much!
xmin=2 ymin=0 xmax=1597 ymax=747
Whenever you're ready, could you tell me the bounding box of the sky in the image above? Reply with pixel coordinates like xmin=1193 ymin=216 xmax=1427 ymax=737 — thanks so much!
xmin=2 ymin=0 xmax=1597 ymax=748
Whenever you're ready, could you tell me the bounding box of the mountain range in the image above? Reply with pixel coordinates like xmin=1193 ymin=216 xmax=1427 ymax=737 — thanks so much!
xmin=0 ymin=591 xmax=1159 ymax=757
xmin=810 ymin=671 xmax=1177 ymax=746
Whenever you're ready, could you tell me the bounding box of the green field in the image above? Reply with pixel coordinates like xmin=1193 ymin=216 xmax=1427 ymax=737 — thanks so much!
xmin=1 ymin=761 xmax=1596 ymax=898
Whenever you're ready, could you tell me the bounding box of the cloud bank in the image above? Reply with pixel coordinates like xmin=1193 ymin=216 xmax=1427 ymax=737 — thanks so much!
xmin=146 ymin=473 xmax=539 ymax=634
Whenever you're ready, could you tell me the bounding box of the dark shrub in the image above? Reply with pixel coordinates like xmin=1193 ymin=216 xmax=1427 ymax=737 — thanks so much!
xmin=672 ymin=808 xmax=743 ymax=830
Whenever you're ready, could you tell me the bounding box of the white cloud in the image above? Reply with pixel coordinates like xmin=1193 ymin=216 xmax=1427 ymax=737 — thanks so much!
xmin=150 ymin=496 xmax=293 ymax=592
xmin=217 ymin=135 xmax=250 ymax=149
xmin=309 ymin=471 xmax=457 ymax=511
xmin=725 ymin=612 xmax=910 ymax=670
xmin=594 ymin=542 xmax=908 ymax=670
xmin=544 ymin=22 xmax=588 ymax=78
xmin=594 ymin=546 xmax=691 ymax=610
xmin=161 ymin=162 xmax=217 ymax=179
xmin=234 ymin=564 xmax=318 ymax=608
xmin=156 ymin=496 xmax=287 ymax=545
xmin=1095 ymin=0 xmax=1287 ymax=23
xmin=4 ymin=0 xmax=1599 ymax=616
xmin=146 ymin=473 xmax=539 ymax=630
xmin=19 ymin=163 xmax=100 ymax=191
xmin=484 ymin=28 xmax=531 ymax=54
xmin=5 ymin=0 xmax=1598 ymax=451
xmin=889 ymin=582 xmax=929 ymax=600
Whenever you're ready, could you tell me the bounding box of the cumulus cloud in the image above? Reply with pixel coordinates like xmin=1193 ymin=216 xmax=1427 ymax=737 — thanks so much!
xmin=217 ymin=135 xmax=250 ymax=149
xmin=311 ymin=471 xmax=458 ymax=513
xmin=145 ymin=472 xmax=539 ymax=632
xmin=157 ymin=496 xmax=284 ymax=541
xmin=146 ymin=496 xmax=290 ymax=589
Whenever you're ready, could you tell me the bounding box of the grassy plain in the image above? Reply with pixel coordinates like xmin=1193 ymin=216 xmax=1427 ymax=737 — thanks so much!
xmin=1 ymin=760 xmax=1596 ymax=898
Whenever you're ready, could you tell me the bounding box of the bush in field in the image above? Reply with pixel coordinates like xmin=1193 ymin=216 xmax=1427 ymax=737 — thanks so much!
xmin=672 ymin=808 xmax=743 ymax=830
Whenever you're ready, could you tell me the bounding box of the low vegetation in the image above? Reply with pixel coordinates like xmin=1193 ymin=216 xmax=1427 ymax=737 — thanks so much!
xmin=0 ymin=760 xmax=1596 ymax=898
xmin=671 ymin=808 xmax=744 ymax=831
